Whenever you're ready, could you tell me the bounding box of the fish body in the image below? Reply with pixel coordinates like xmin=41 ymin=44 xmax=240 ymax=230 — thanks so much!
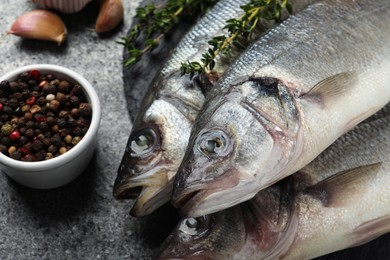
xmin=172 ymin=0 xmax=390 ymax=217
xmin=158 ymin=105 xmax=390 ymax=259
xmin=115 ymin=0 xmax=317 ymax=216
xmin=114 ymin=0 xmax=252 ymax=216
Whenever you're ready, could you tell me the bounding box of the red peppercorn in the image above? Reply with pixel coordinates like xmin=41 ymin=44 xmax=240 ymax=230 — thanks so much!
xmin=0 ymin=102 xmax=2 ymax=111
xmin=9 ymin=131 xmax=21 ymax=141
xmin=26 ymin=96 xmax=36 ymax=105
xmin=29 ymin=70 xmax=40 ymax=80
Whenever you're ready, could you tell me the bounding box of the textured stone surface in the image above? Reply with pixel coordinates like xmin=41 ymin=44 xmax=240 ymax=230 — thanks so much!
xmin=0 ymin=1 xmax=389 ymax=259
xmin=0 ymin=1 xmax=178 ymax=259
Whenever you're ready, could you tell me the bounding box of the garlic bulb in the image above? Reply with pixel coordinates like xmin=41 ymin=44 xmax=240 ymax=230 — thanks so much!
xmin=32 ymin=0 xmax=93 ymax=14
xmin=8 ymin=10 xmax=67 ymax=45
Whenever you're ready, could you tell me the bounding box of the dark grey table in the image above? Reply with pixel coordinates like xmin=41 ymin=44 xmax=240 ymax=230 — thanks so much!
xmin=0 ymin=1 xmax=388 ymax=259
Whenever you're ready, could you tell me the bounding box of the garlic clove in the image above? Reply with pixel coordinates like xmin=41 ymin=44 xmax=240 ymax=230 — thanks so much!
xmin=95 ymin=0 xmax=124 ymax=33
xmin=8 ymin=10 xmax=67 ymax=45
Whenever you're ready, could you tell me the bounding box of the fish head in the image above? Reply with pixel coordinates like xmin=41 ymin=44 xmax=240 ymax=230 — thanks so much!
xmin=172 ymin=77 xmax=300 ymax=217
xmin=159 ymin=179 xmax=297 ymax=259
xmin=114 ymin=74 xmax=206 ymax=216
xmin=157 ymin=205 xmax=246 ymax=260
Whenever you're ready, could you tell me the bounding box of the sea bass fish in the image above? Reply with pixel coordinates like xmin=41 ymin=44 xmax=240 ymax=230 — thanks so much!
xmin=113 ymin=0 xmax=252 ymax=217
xmin=114 ymin=0 xmax=316 ymax=216
xmin=158 ymin=105 xmax=390 ymax=259
xmin=172 ymin=0 xmax=390 ymax=217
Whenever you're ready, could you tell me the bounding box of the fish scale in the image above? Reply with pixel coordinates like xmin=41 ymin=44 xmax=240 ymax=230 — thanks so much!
xmin=172 ymin=0 xmax=390 ymax=217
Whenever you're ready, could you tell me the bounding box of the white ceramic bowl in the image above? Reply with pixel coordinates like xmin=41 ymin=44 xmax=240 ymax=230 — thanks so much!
xmin=0 ymin=64 xmax=101 ymax=189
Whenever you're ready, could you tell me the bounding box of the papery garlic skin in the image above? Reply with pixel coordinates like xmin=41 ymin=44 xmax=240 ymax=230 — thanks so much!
xmin=8 ymin=10 xmax=68 ymax=45
xmin=95 ymin=0 xmax=124 ymax=33
xmin=32 ymin=0 xmax=93 ymax=14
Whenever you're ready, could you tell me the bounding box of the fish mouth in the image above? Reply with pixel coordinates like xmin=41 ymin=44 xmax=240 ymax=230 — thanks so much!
xmin=172 ymin=168 xmax=241 ymax=217
xmin=113 ymin=169 xmax=174 ymax=217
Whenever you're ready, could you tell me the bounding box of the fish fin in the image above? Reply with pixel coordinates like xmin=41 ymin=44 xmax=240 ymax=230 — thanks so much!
xmin=304 ymin=162 xmax=382 ymax=207
xmin=300 ymin=71 xmax=358 ymax=106
xmin=348 ymin=215 xmax=390 ymax=248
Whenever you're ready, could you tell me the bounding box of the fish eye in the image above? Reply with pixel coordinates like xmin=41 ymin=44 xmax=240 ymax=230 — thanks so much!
xmin=179 ymin=216 xmax=209 ymax=237
xmin=198 ymin=130 xmax=230 ymax=156
xmin=130 ymin=128 xmax=158 ymax=157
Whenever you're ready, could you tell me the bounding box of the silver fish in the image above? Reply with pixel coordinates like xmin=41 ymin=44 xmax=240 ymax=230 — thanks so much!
xmin=115 ymin=0 xmax=317 ymax=217
xmin=158 ymin=105 xmax=390 ymax=260
xmin=114 ymin=0 xmax=252 ymax=217
xmin=172 ymin=0 xmax=390 ymax=217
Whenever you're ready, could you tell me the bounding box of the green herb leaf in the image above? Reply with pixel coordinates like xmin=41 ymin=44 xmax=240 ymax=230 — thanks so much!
xmin=181 ymin=0 xmax=292 ymax=77
xmin=122 ymin=0 xmax=219 ymax=68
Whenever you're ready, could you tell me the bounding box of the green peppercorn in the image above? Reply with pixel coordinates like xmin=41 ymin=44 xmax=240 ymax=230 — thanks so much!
xmin=71 ymin=136 xmax=81 ymax=146
xmin=1 ymin=123 xmax=13 ymax=135
xmin=48 ymin=145 xmax=58 ymax=154
xmin=59 ymin=147 xmax=67 ymax=154
xmin=45 ymin=152 xmax=53 ymax=160
xmin=64 ymin=135 xmax=72 ymax=144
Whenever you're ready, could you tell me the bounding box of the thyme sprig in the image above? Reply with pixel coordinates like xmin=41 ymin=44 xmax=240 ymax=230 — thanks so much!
xmin=120 ymin=0 xmax=219 ymax=67
xmin=180 ymin=0 xmax=292 ymax=78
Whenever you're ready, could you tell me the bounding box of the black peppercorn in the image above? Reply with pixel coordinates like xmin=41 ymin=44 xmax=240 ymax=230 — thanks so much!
xmin=57 ymin=118 xmax=67 ymax=128
xmin=19 ymin=72 xmax=30 ymax=81
xmin=13 ymin=92 xmax=23 ymax=101
xmin=10 ymin=150 xmax=22 ymax=160
xmin=37 ymin=96 xmax=47 ymax=106
xmin=0 ymin=144 xmax=7 ymax=154
xmin=9 ymin=82 xmax=20 ymax=93
xmin=58 ymin=80 xmax=71 ymax=93
xmin=21 ymin=154 xmax=35 ymax=162
xmin=43 ymin=84 xmax=57 ymax=95
xmin=25 ymin=128 xmax=35 ymax=139
xmin=32 ymin=140 xmax=43 ymax=151
xmin=50 ymin=134 xmax=62 ymax=147
xmin=69 ymin=95 xmax=79 ymax=107
xmin=35 ymin=150 xmax=46 ymax=161
xmin=21 ymin=89 xmax=31 ymax=99
xmin=72 ymin=127 xmax=82 ymax=136
xmin=1 ymin=136 xmax=12 ymax=146
xmin=71 ymin=84 xmax=83 ymax=96
xmin=45 ymin=74 xmax=54 ymax=82
xmin=39 ymin=121 xmax=49 ymax=131
xmin=79 ymin=103 xmax=92 ymax=117
xmin=0 ymin=81 xmax=10 ymax=91
xmin=28 ymin=79 xmax=37 ymax=87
